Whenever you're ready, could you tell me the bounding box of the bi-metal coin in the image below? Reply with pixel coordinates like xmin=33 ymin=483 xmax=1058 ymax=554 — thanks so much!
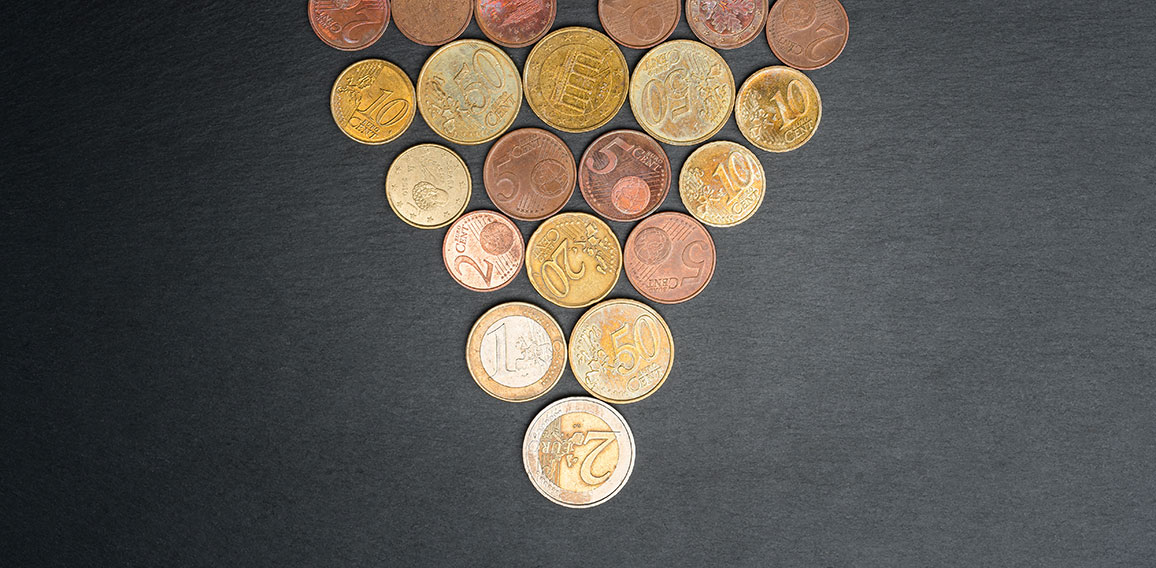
xmin=467 ymin=302 xmax=566 ymax=402
xmin=570 ymin=299 xmax=674 ymax=404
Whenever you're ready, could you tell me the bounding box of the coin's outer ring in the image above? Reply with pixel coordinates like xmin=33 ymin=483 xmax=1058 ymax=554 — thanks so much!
xmin=685 ymin=0 xmax=768 ymax=50
xmin=624 ymin=211 xmax=716 ymax=304
xmin=525 ymin=212 xmax=623 ymax=309
xmin=577 ymin=129 xmax=671 ymax=222
xmin=308 ymin=0 xmax=390 ymax=51
xmin=385 ymin=143 xmax=471 ymax=229
xmin=417 ymin=39 xmax=524 ymax=146
xmin=393 ymin=0 xmax=473 ymax=46
xmin=569 ymin=298 xmax=675 ymax=404
xmin=331 ymin=59 xmax=417 ymax=146
xmin=679 ymin=140 xmax=767 ymax=228
xmin=441 ymin=210 xmax=525 ymax=291
xmin=466 ymin=302 xmax=566 ymax=402
xmin=766 ymin=0 xmax=849 ymax=70
xmin=522 ymin=396 xmax=636 ymax=508
xmin=735 ymin=66 xmax=822 ymax=153
xmin=483 ymin=128 xmax=576 ymax=222
xmin=522 ymin=27 xmax=630 ymax=134
xmin=474 ymin=0 xmax=557 ymax=49
xmin=598 ymin=0 xmax=681 ymax=50
xmin=628 ymin=40 xmax=735 ymax=147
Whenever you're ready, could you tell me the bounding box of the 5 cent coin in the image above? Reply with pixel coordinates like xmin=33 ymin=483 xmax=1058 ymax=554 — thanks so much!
xmin=475 ymin=0 xmax=557 ymax=48
xmin=735 ymin=65 xmax=821 ymax=152
xmin=686 ymin=0 xmax=768 ymax=50
xmin=484 ymin=128 xmax=576 ymax=222
xmin=467 ymin=302 xmax=566 ymax=402
xmin=680 ymin=140 xmax=766 ymax=227
xmin=570 ymin=299 xmax=674 ymax=404
xmin=526 ymin=212 xmax=622 ymax=309
xmin=392 ymin=0 xmax=472 ymax=46
xmin=523 ymin=27 xmax=630 ymax=133
xmin=308 ymin=0 xmax=390 ymax=51
xmin=578 ymin=130 xmax=671 ymax=222
xmin=767 ymin=0 xmax=849 ymax=70
xmin=598 ymin=0 xmax=680 ymax=50
xmin=386 ymin=144 xmax=471 ymax=229
xmin=418 ymin=39 xmax=522 ymax=145
xmin=624 ymin=212 xmax=716 ymax=304
xmin=443 ymin=210 xmax=525 ymax=291
xmin=330 ymin=59 xmax=416 ymax=145
xmin=629 ymin=40 xmax=734 ymax=146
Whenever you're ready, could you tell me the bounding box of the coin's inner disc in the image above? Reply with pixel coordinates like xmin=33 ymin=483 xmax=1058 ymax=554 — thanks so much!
xmin=537 ymin=412 xmax=620 ymax=490
xmin=480 ymin=315 xmax=554 ymax=388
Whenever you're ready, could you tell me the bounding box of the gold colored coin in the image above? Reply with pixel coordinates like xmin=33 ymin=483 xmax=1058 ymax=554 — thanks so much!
xmin=680 ymin=141 xmax=766 ymax=227
xmin=570 ymin=299 xmax=674 ymax=404
xmin=523 ymin=397 xmax=636 ymax=508
xmin=523 ymin=27 xmax=629 ymax=134
xmin=629 ymin=40 xmax=735 ymax=146
xmin=467 ymin=302 xmax=566 ymax=402
xmin=330 ymin=59 xmax=416 ymax=145
xmin=525 ymin=212 xmax=622 ymax=309
xmin=417 ymin=39 xmax=523 ymax=145
xmin=735 ymin=65 xmax=822 ymax=152
xmin=386 ymin=144 xmax=471 ymax=229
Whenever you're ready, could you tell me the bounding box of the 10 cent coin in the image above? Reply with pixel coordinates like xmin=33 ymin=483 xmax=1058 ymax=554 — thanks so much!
xmin=679 ymin=140 xmax=766 ymax=227
xmin=330 ymin=59 xmax=416 ymax=145
xmin=735 ymin=65 xmax=821 ymax=152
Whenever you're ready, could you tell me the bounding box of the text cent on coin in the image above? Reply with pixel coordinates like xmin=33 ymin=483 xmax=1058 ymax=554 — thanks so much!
xmin=443 ymin=210 xmax=525 ymax=292
xmin=392 ymin=0 xmax=472 ymax=46
xmin=386 ymin=144 xmax=471 ymax=229
xmin=418 ymin=39 xmax=522 ymax=145
xmin=523 ymin=27 xmax=630 ymax=134
xmin=570 ymin=299 xmax=674 ymax=404
xmin=767 ymin=0 xmax=848 ymax=70
xmin=735 ymin=65 xmax=821 ymax=152
xmin=308 ymin=0 xmax=390 ymax=51
xmin=625 ymin=212 xmax=716 ymax=304
xmin=578 ymin=130 xmax=671 ymax=222
xmin=680 ymin=140 xmax=766 ymax=227
xmin=687 ymin=0 xmax=768 ymax=50
xmin=476 ymin=0 xmax=557 ymax=48
xmin=330 ymin=59 xmax=416 ymax=145
xmin=526 ymin=212 xmax=622 ymax=309
xmin=629 ymin=40 xmax=735 ymax=146
xmin=484 ymin=128 xmax=576 ymax=222
xmin=467 ymin=302 xmax=566 ymax=402
xmin=598 ymin=0 xmax=680 ymax=50
xmin=523 ymin=397 xmax=636 ymax=508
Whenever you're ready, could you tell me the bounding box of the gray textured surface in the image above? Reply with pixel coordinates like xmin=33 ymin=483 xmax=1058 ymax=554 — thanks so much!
xmin=2 ymin=1 xmax=1155 ymax=566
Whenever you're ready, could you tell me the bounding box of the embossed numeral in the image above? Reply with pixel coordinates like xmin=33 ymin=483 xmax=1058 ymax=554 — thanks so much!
xmin=586 ymin=137 xmax=635 ymax=175
xmin=454 ymin=50 xmax=505 ymax=111
xmin=455 ymin=255 xmax=493 ymax=284
xmin=712 ymin=151 xmax=757 ymax=208
xmin=355 ymin=88 xmax=409 ymax=128
xmin=608 ymin=315 xmax=661 ymax=376
xmin=767 ymin=79 xmax=809 ymax=130
xmin=641 ymin=70 xmax=691 ymax=125
xmin=541 ymin=239 xmax=586 ymax=297
xmin=578 ymin=431 xmax=615 ymax=486
xmin=483 ymin=322 xmax=518 ymax=372
xmin=805 ymin=23 xmax=844 ymax=60
xmin=680 ymin=240 xmax=708 ymax=284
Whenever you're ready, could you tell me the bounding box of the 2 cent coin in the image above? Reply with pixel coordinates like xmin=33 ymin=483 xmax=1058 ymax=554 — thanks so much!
xmin=443 ymin=210 xmax=525 ymax=291
xmin=767 ymin=0 xmax=848 ymax=70
xmin=308 ymin=0 xmax=390 ymax=51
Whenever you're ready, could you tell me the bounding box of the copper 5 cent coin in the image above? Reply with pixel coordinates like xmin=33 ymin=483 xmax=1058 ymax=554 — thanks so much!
xmin=467 ymin=302 xmax=566 ymax=402
xmin=570 ymin=299 xmax=674 ymax=404
xmin=443 ymin=210 xmax=525 ymax=291
xmin=598 ymin=0 xmax=680 ymax=50
xmin=484 ymin=128 xmax=576 ymax=222
xmin=624 ymin=212 xmax=716 ymax=304
xmin=523 ymin=397 xmax=636 ymax=508
xmin=767 ymin=0 xmax=849 ymax=70
xmin=475 ymin=0 xmax=557 ymax=49
xmin=687 ymin=0 xmax=768 ymax=50
xmin=308 ymin=0 xmax=390 ymax=51
xmin=579 ymin=130 xmax=671 ymax=222
xmin=392 ymin=0 xmax=473 ymax=46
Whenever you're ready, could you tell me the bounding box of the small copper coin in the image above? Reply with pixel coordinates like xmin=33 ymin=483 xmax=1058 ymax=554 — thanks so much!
xmin=766 ymin=0 xmax=849 ymax=70
xmin=624 ymin=212 xmax=716 ymax=304
xmin=392 ymin=0 xmax=473 ymax=46
xmin=686 ymin=0 xmax=768 ymax=50
xmin=598 ymin=0 xmax=680 ymax=50
xmin=484 ymin=128 xmax=576 ymax=222
xmin=443 ymin=210 xmax=525 ymax=291
xmin=475 ymin=0 xmax=557 ymax=49
xmin=467 ymin=302 xmax=566 ymax=402
xmin=579 ymin=130 xmax=671 ymax=222
xmin=308 ymin=0 xmax=390 ymax=51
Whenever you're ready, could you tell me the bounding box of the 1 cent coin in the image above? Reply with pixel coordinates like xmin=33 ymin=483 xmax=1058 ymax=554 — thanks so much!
xmin=392 ymin=0 xmax=472 ymax=46
xmin=467 ymin=302 xmax=566 ymax=402
xmin=680 ymin=140 xmax=766 ymax=227
xmin=526 ymin=212 xmax=622 ymax=309
xmin=570 ymin=299 xmax=674 ymax=404
xmin=308 ymin=0 xmax=390 ymax=51
xmin=418 ymin=39 xmax=522 ymax=145
xmin=523 ymin=397 xmax=635 ymax=508
xmin=735 ymin=65 xmax=821 ymax=152
xmin=443 ymin=210 xmax=525 ymax=291
xmin=578 ymin=130 xmax=671 ymax=222
xmin=330 ymin=59 xmax=416 ymax=145
xmin=598 ymin=0 xmax=680 ymax=50
xmin=475 ymin=0 xmax=557 ymax=49
xmin=624 ymin=212 xmax=716 ymax=304
xmin=386 ymin=144 xmax=471 ymax=229
xmin=686 ymin=0 xmax=768 ymax=50
xmin=523 ymin=27 xmax=630 ymax=133
xmin=629 ymin=40 xmax=734 ymax=146
xmin=484 ymin=128 xmax=576 ymax=222
xmin=767 ymin=0 xmax=848 ymax=70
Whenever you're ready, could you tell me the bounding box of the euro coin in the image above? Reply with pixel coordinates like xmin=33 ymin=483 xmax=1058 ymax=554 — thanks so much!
xmin=624 ymin=212 xmax=716 ymax=304
xmin=308 ymin=0 xmax=389 ymax=51
xmin=418 ymin=39 xmax=522 ymax=145
xmin=679 ymin=140 xmax=766 ymax=227
xmin=443 ymin=210 xmax=525 ymax=292
xmin=629 ymin=40 xmax=734 ymax=146
xmin=392 ymin=0 xmax=472 ymax=46
xmin=523 ymin=27 xmax=629 ymax=133
xmin=767 ymin=0 xmax=849 ymax=70
xmin=475 ymin=0 xmax=557 ymax=48
xmin=330 ymin=59 xmax=416 ymax=145
xmin=686 ymin=0 xmax=767 ymax=50
xmin=578 ymin=130 xmax=671 ymax=222
xmin=483 ymin=128 xmax=576 ymax=222
xmin=735 ymin=65 xmax=821 ymax=152
xmin=385 ymin=144 xmax=471 ymax=229
xmin=570 ymin=298 xmax=674 ymax=404
xmin=526 ymin=212 xmax=622 ymax=309
xmin=467 ymin=302 xmax=566 ymax=402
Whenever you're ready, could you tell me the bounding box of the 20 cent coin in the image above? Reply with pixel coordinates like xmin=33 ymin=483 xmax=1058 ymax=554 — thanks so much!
xmin=526 ymin=212 xmax=622 ymax=309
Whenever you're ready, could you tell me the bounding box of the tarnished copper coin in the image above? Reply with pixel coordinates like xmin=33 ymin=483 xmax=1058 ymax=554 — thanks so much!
xmin=467 ymin=302 xmax=566 ymax=402
xmin=308 ymin=0 xmax=390 ymax=51
xmin=624 ymin=212 xmax=716 ymax=304
xmin=484 ymin=128 xmax=576 ymax=222
xmin=598 ymin=0 xmax=680 ymax=50
xmin=579 ymin=130 xmax=671 ymax=222
xmin=392 ymin=0 xmax=472 ymax=46
xmin=686 ymin=0 xmax=768 ymax=50
xmin=767 ymin=0 xmax=848 ymax=70
xmin=443 ymin=210 xmax=525 ymax=292
xmin=475 ymin=0 xmax=557 ymax=49
xmin=570 ymin=299 xmax=674 ymax=404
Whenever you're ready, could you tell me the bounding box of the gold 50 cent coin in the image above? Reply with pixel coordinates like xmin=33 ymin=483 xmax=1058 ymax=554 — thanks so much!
xmin=443 ymin=210 xmax=525 ymax=292
xmin=523 ymin=397 xmax=636 ymax=508
xmin=735 ymin=65 xmax=821 ymax=152
xmin=629 ymin=40 xmax=735 ymax=146
xmin=526 ymin=212 xmax=622 ymax=309
xmin=523 ymin=27 xmax=629 ymax=134
xmin=467 ymin=302 xmax=566 ymax=402
xmin=418 ymin=39 xmax=522 ymax=145
xmin=680 ymin=140 xmax=766 ymax=227
xmin=570 ymin=298 xmax=674 ymax=404
xmin=330 ymin=59 xmax=416 ymax=145
xmin=386 ymin=144 xmax=471 ymax=229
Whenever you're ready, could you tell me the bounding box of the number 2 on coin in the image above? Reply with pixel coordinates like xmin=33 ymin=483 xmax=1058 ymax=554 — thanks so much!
xmin=541 ymin=237 xmax=585 ymax=297
xmin=455 ymin=255 xmax=493 ymax=285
